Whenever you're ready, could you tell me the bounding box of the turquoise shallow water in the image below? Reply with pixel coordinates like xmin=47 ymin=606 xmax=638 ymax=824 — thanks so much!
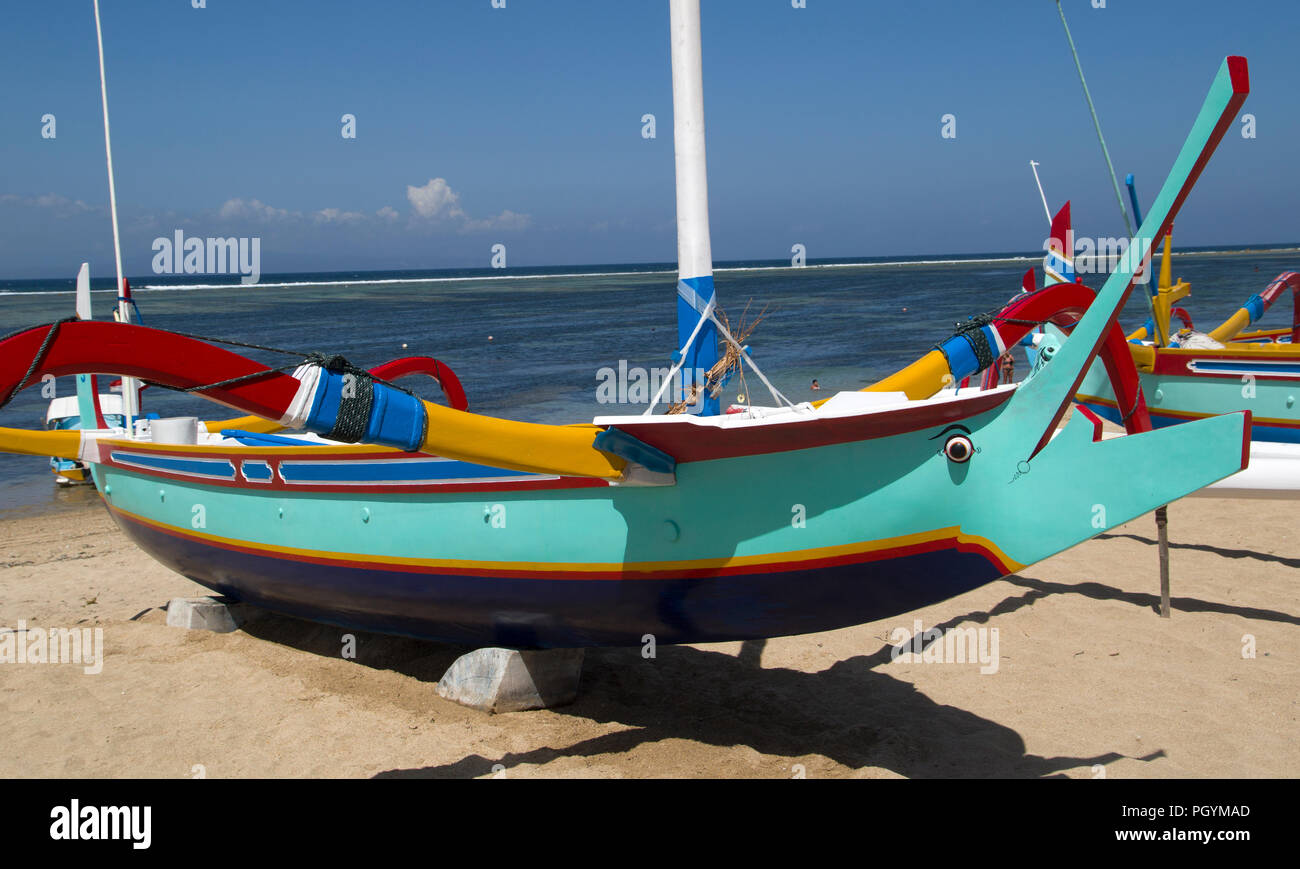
xmin=2 ymin=250 xmax=1298 ymax=513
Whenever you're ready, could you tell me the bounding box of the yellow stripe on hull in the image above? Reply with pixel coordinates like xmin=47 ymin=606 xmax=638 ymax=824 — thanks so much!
xmin=112 ymin=505 xmax=1023 ymax=577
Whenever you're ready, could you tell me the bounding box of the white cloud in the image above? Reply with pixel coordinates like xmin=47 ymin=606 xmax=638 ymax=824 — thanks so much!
xmin=217 ymin=198 xmax=295 ymax=221
xmin=1 ymin=193 xmax=97 ymax=213
xmin=376 ymin=205 xmax=400 ymax=221
xmin=463 ymin=209 xmax=532 ymax=233
xmin=406 ymin=177 xmax=465 ymax=220
xmin=314 ymin=207 xmax=366 ymax=224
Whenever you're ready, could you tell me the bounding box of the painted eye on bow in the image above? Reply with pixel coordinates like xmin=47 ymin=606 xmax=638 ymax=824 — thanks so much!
xmin=943 ymin=434 xmax=974 ymax=464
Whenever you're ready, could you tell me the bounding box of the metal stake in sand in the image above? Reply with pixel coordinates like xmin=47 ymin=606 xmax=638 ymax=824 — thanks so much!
xmin=1129 ymin=182 xmax=1174 ymax=618
xmin=1156 ymin=508 xmax=1171 ymax=617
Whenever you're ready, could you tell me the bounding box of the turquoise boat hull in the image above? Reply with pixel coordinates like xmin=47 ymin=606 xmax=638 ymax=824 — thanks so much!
xmin=84 ymin=385 xmax=1249 ymax=647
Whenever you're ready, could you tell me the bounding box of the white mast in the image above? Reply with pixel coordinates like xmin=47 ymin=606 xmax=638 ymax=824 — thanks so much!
xmin=93 ymin=0 xmax=137 ymax=431
xmin=1030 ymin=160 xmax=1052 ymax=225
xmin=668 ymin=0 xmax=720 ymax=415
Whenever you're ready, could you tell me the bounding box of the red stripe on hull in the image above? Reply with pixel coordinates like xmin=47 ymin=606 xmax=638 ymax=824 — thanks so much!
xmin=109 ymin=506 xmax=1013 ymax=582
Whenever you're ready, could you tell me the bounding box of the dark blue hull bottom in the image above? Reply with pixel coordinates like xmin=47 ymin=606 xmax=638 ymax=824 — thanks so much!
xmin=116 ymin=512 xmax=1005 ymax=648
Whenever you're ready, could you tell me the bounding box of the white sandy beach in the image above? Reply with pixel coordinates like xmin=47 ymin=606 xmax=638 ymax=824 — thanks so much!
xmin=0 ymin=493 xmax=1295 ymax=779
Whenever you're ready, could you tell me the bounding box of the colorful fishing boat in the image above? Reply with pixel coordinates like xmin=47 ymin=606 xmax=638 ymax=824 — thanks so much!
xmin=1080 ymin=245 xmax=1300 ymax=445
xmin=0 ymin=4 xmax=1257 ymax=648
xmin=999 ymin=199 xmax=1300 ymax=498
xmin=45 ymin=393 xmax=124 ymax=485
xmin=1012 ymin=0 xmax=1300 ymax=498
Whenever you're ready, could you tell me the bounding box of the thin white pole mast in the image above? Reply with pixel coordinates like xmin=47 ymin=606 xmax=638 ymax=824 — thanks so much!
xmin=1030 ymin=161 xmax=1052 ymax=225
xmin=668 ymin=0 xmax=720 ymax=416
xmin=93 ymin=0 xmax=137 ymax=430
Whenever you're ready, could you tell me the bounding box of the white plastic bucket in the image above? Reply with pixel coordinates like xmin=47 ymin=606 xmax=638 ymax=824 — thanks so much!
xmin=151 ymin=416 xmax=199 ymax=445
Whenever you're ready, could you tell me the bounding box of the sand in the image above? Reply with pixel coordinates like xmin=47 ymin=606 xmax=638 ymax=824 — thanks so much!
xmin=0 ymin=495 xmax=1295 ymax=779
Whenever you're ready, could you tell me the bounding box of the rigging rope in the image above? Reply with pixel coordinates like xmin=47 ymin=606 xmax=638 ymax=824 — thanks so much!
xmin=0 ymin=321 xmax=424 ymax=419
xmin=0 ymin=318 xmax=78 ymax=410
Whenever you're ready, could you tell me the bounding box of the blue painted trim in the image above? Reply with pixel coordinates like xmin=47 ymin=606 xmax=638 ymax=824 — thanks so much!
xmin=241 ymin=461 xmax=274 ymax=482
xmin=278 ymin=458 xmax=538 ymax=484
xmin=113 ymin=452 xmax=236 ymax=479
xmin=676 ymin=275 xmax=720 ymax=416
xmin=1189 ymin=360 xmax=1300 ymax=375
xmin=592 ymin=427 xmax=677 ymax=474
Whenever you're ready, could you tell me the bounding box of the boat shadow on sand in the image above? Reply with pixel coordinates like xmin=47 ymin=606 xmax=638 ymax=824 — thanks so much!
xmin=1096 ymin=532 xmax=1300 ymax=572
xmin=226 ymin=561 xmax=1295 ymax=778
xmin=366 ymin=581 xmax=1175 ymax=780
xmin=228 ymin=568 xmax=1292 ymax=779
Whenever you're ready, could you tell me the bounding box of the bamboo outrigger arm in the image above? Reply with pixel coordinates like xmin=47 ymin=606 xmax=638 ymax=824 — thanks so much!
xmin=0 ymin=321 xmax=627 ymax=480
xmin=864 ymin=279 xmax=1148 ymax=430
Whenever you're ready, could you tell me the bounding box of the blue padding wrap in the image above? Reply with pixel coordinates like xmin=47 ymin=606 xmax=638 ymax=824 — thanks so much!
xmin=938 ymin=335 xmax=979 ymax=380
xmin=305 ymin=370 xmax=339 ymax=432
xmin=592 ymin=427 xmax=676 ymax=475
xmin=1245 ymin=294 xmax=1266 ymax=324
xmin=365 ymin=381 xmax=427 ymax=453
xmin=304 ymin=370 xmax=427 ymax=452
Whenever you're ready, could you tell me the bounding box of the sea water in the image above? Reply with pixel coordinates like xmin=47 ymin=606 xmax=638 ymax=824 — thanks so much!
xmin=2 ymin=249 xmax=1298 ymax=514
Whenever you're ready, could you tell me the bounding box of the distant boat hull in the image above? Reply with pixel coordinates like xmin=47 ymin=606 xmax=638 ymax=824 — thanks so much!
xmin=1075 ymin=338 xmax=1300 ymax=445
xmin=51 ymin=459 xmax=92 ymax=485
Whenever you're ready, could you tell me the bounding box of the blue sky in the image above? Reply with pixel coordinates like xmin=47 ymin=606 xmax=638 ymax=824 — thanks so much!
xmin=1 ymin=0 xmax=1297 ymax=278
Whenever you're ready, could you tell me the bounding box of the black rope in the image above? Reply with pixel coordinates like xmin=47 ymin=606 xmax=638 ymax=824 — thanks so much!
xmin=0 ymin=318 xmax=78 ymax=411
xmin=137 ymin=334 xmax=422 ymax=404
xmin=932 ymin=283 xmax=1087 ymax=375
xmin=936 ymin=312 xmax=998 ymax=373
xmin=1117 ymin=392 xmax=1144 ymax=427
xmin=306 ymin=353 xmax=375 ymax=443
xmin=160 ymin=365 xmax=301 ymax=394
xmin=0 ymin=318 xmax=426 ymax=412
